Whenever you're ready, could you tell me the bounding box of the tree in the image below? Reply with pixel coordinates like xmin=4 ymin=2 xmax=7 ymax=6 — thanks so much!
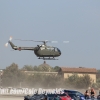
xmin=33 ymin=66 xmax=38 ymax=71
xmin=53 ymin=66 xmax=60 ymax=72
xmin=22 ymin=65 xmax=34 ymax=71
xmin=96 ymin=70 xmax=100 ymax=79
xmin=75 ymin=74 xmax=92 ymax=89
xmin=2 ymin=63 xmax=26 ymax=87
xmin=65 ymin=74 xmax=92 ymax=89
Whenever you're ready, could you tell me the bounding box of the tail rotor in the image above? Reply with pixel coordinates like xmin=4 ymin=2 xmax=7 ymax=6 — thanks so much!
xmin=5 ymin=36 xmax=12 ymax=47
xmin=9 ymin=36 xmax=12 ymax=41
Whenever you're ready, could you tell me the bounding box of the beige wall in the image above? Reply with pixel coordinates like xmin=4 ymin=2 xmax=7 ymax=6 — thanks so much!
xmin=24 ymin=71 xmax=58 ymax=76
xmin=64 ymin=73 xmax=96 ymax=83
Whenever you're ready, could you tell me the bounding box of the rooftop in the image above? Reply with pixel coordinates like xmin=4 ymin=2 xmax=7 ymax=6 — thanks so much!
xmin=60 ymin=67 xmax=97 ymax=73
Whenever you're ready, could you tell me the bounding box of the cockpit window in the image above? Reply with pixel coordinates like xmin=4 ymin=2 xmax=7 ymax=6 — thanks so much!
xmin=40 ymin=47 xmax=45 ymax=50
xmin=54 ymin=48 xmax=58 ymax=51
xmin=57 ymin=48 xmax=61 ymax=53
xmin=47 ymin=47 xmax=54 ymax=50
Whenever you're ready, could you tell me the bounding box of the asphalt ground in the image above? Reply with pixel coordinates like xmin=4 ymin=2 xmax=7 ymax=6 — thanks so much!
xmin=0 ymin=95 xmax=98 ymax=100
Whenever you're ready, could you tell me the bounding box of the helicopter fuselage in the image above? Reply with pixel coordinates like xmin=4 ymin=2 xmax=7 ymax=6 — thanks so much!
xmin=34 ymin=45 xmax=61 ymax=57
xmin=8 ymin=41 xmax=61 ymax=59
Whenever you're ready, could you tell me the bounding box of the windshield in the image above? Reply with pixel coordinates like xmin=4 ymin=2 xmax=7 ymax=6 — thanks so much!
xmin=57 ymin=48 xmax=61 ymax=53
xmin=47 ymin=94 xmax=56 ymax=97
xmin=64 ymin=90 xmax=84 ymax=96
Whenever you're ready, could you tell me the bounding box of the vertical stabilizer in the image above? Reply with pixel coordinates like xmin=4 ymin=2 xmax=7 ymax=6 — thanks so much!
xmin=8 ymin=41 xmax=17 ymax=49
xmin=5 ymin=36 xmax=17 ymax=50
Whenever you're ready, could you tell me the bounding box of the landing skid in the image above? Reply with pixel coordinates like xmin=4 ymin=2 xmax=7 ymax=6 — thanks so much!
xmin=38 ymin=57 xmax=58 ymax=60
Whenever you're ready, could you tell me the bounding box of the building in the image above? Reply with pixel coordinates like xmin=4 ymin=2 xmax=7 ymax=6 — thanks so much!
xmin=23 ymin=71 xmax=58 ymax=76
xmin=37 ymin=61 xmax=52 ymax=72
xmin=0 ymin=70 xmax=3 ymax=86
xmin=0 ymin=70 xmax=3 ymax=76
xmin=23 ymin=61 xmax=58 ymax=76
xmin=58 ymin=67 xmax=97 ymax=83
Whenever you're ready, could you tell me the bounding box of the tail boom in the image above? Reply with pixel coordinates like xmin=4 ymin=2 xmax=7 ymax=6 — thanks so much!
xmin=8 ymin=41 xmax=17 ymax=50
xmin=9 ymin=41 xmax=35 ymax=51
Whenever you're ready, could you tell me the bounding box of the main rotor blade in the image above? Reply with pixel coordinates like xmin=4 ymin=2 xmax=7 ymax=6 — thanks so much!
xmin=14 ymin=39 xmax=50 ymax=42
xmin=63 ymin=41 xmax=69 ymax=43
xmin=14 ymin=39 xmax=34 ymax=41
xmin=51 ymin=41 xmax=58 ymax=43
xmin=15 ymin=39 xmax=69 ymax=43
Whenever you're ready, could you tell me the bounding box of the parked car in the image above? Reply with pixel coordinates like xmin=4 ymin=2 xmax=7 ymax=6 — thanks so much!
xmin=46 ymin=94 xmax=59 ymax=100
xmin=97 ymin=94 xmax=100 ymax=100
xmin=57 ymin=93 xmax=72 ymax=100
xmin=24 ymin=94 xmax=47 ymax=100
xmin=46 ymin=93 xmax=71 ymax=100
xmin=63 ymin=90 xmax=85 ymax=100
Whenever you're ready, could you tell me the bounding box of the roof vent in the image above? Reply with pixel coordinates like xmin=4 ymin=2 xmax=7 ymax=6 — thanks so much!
xmin=79 ymin=67 xmax=83 ymax=68
xmin=44 ymin=61 xmax=46 ymax=64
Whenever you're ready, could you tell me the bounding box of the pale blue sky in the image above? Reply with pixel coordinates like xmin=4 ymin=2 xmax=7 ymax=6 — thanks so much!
xmin=0 ymin=0 xmax=100 ymax=69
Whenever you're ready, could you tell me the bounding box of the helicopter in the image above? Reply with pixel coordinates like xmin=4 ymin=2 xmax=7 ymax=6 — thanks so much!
xmin=5 ymin=36 xmax=69 ymax=60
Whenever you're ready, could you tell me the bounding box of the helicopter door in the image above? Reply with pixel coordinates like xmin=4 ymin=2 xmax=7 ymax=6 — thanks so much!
xmin=46 ymin=47 xmax=54 ymax=55
xmin=46 ymin=47 xmax=51 ymax=55
xmin=54 ymin=48 xmax=58 ymax=52
xmin=48 ymin=47 xmax=54 ymax=56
